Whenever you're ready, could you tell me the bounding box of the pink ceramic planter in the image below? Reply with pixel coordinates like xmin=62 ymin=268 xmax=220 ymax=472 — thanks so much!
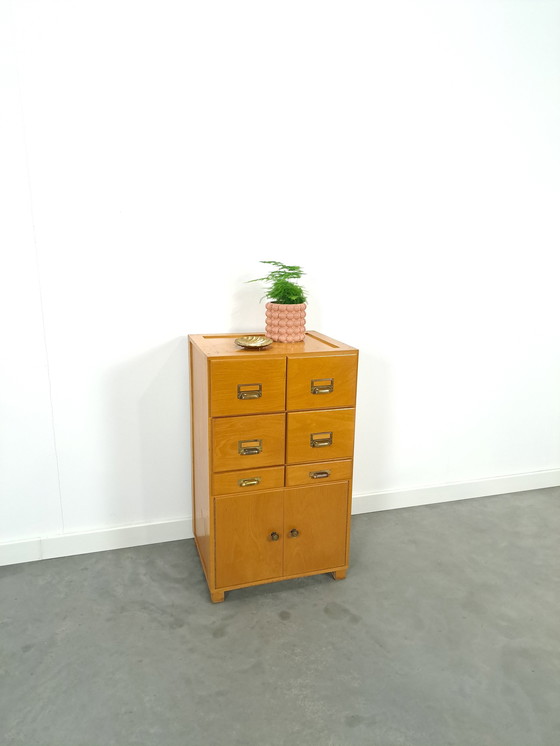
xmin=265 ymin=302 xmax=307 ymax=342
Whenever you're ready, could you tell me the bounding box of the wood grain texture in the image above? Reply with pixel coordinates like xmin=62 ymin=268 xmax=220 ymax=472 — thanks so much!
xmin=212 ymin=413 xmax=285 ymax=472
xmin=286 ymin=408 xmax=356 ymax=464
xmin=212 ymin=466 xmax=285 ymax=496
xmin=210 ymin=357 xmax=286 ymax=416
xmin=208 ymin=565 xmax=350 ymax=593
xmin=189 ymin=331 xmax=357 ymax=359
xmin=283 ymin=482 xmax=349 ymax=577
xmin=287 ymin=353 xmax=358 ymax=411
xmin=344 ymin=478 xmax=353 ymax=567
xmin=285 ymin=459 xmax=353 ymax=487
xmin=215 ymin=490 xmax=284 ymax=588
xmin=189 ymin=340 xmax=212 ymax=580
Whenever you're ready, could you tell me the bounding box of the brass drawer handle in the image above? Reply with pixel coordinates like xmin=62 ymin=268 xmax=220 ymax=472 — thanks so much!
xmin=309 ymin=470 xmax=331 ymax=479
xmin=311 ymin=378 xmax=334 ymax=395
xmin=238 ymin=477 xmax=261 ymax=487
xmin=270 ymin=531 xmax=280 ymax=541
xmin=238 ymin=439 xmax=263 ymax=456
xmin=237 ymin=383 xmax=262 ymax=400
xmin=289 ymin=528 xmax=299 ymax=538
xmin=310 ymin=431 xmax=333 ymax=448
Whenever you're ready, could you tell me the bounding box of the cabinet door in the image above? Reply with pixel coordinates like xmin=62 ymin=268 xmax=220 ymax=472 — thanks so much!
xmin=283 ymin=482 xmax=349 ymax=577
xmin=215 ymin=490 xmax=283 ymax=588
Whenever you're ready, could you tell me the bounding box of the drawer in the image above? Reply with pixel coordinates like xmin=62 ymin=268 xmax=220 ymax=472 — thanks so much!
xmin=286 ymin=408 xmax=355 ymax=464
xmin=210 ymin=358 xmax=286 ymax=417
xmin=285 ymin=459 xmax=352 ymax=487
xmin=213 ymin=466 xmax=285 ymax=496
xmin=287 ymin=354 xmax=357 ymax=411
xmin=212 ymin=413 xmax=285 ymax=472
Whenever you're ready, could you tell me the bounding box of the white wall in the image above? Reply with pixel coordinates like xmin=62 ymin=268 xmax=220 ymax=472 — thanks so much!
xmin=2 ymin=0 xmax=559 ymax=563
xmin=0 ymin=2 xmax=62 ymax=546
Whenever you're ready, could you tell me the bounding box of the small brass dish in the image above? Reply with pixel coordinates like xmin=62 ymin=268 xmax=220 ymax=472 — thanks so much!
xmin=234 ymin=335 xmax=273 ymax=350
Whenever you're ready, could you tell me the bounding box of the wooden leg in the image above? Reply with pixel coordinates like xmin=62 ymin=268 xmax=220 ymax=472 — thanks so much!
xmin=331 ymin=569 xmax=347 ymax=581
xmin=210 ymin=590 xmax=225 ymax=603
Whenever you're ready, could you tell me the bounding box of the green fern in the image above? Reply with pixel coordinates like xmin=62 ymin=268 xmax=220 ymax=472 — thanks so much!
xmin=248 ymin=261 xmax=307 ymax=304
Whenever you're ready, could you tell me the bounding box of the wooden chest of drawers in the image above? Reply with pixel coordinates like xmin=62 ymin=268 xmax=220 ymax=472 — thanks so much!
xmin=188 ymin=331 xmax=358 ymax=602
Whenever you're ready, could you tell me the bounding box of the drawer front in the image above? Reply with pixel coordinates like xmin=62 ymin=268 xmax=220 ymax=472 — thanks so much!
xmin=285 ymin=459 xmax=352 ymax=487
xmin=212 ymin=413 xmax=285 ymax=472
xmin=286 ymin=408 xmax=355 ymax=464
xmin=210 ymin=358 xmax=286 ymax=417
xmin=287 ymin=354 xmax=357 ymax=411
xmin=213 ymin=466 xmax=285 ymax=496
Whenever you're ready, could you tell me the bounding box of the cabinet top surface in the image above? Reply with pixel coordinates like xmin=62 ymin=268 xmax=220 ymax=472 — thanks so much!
xmin=189 ymin=331 xmax=358 ymax=359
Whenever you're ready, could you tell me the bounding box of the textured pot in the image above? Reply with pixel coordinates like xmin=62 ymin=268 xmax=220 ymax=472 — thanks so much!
xmin=265 ymin=302 xmax=307 ymax=342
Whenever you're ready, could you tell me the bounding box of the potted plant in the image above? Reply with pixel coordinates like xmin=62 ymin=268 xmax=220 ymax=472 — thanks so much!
xmin=249 ymin=261 xmax=307 ymax=342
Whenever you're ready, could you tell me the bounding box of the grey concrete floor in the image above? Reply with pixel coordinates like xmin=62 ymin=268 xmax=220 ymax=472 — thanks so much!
xmin=1 ymin=488 xmax=559 ymax=746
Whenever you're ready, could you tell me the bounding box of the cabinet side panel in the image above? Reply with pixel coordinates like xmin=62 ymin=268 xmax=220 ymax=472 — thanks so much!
xmin=345 ymin=478 xmax=353 ymax=567
xmin=190 ymin=341 xmax=211 ymax=577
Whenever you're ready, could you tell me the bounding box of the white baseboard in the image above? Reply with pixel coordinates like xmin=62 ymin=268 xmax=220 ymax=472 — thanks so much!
xmin=1 ymin=469 xmax=559 ymax=567
xmin=351 ymin=468 xmax=560 ymax=514
xmin=0 ymin=518 xmax=193 ymax=567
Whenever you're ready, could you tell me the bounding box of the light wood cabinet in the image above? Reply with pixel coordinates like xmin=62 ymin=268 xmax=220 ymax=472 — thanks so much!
xmin=189 ymin=331 xmax=358 ymax=602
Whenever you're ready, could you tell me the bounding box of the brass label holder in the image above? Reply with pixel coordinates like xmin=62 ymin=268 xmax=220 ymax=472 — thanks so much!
xmin=238 ymin=439 xmax=263 ymax=456
xmin=237 ymin=383 xmax=262 ymax=400
xmin=310 ymin=432 xmax=333 ymax=448
xmin=311 ymin=378 xmax=334 ymax=395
